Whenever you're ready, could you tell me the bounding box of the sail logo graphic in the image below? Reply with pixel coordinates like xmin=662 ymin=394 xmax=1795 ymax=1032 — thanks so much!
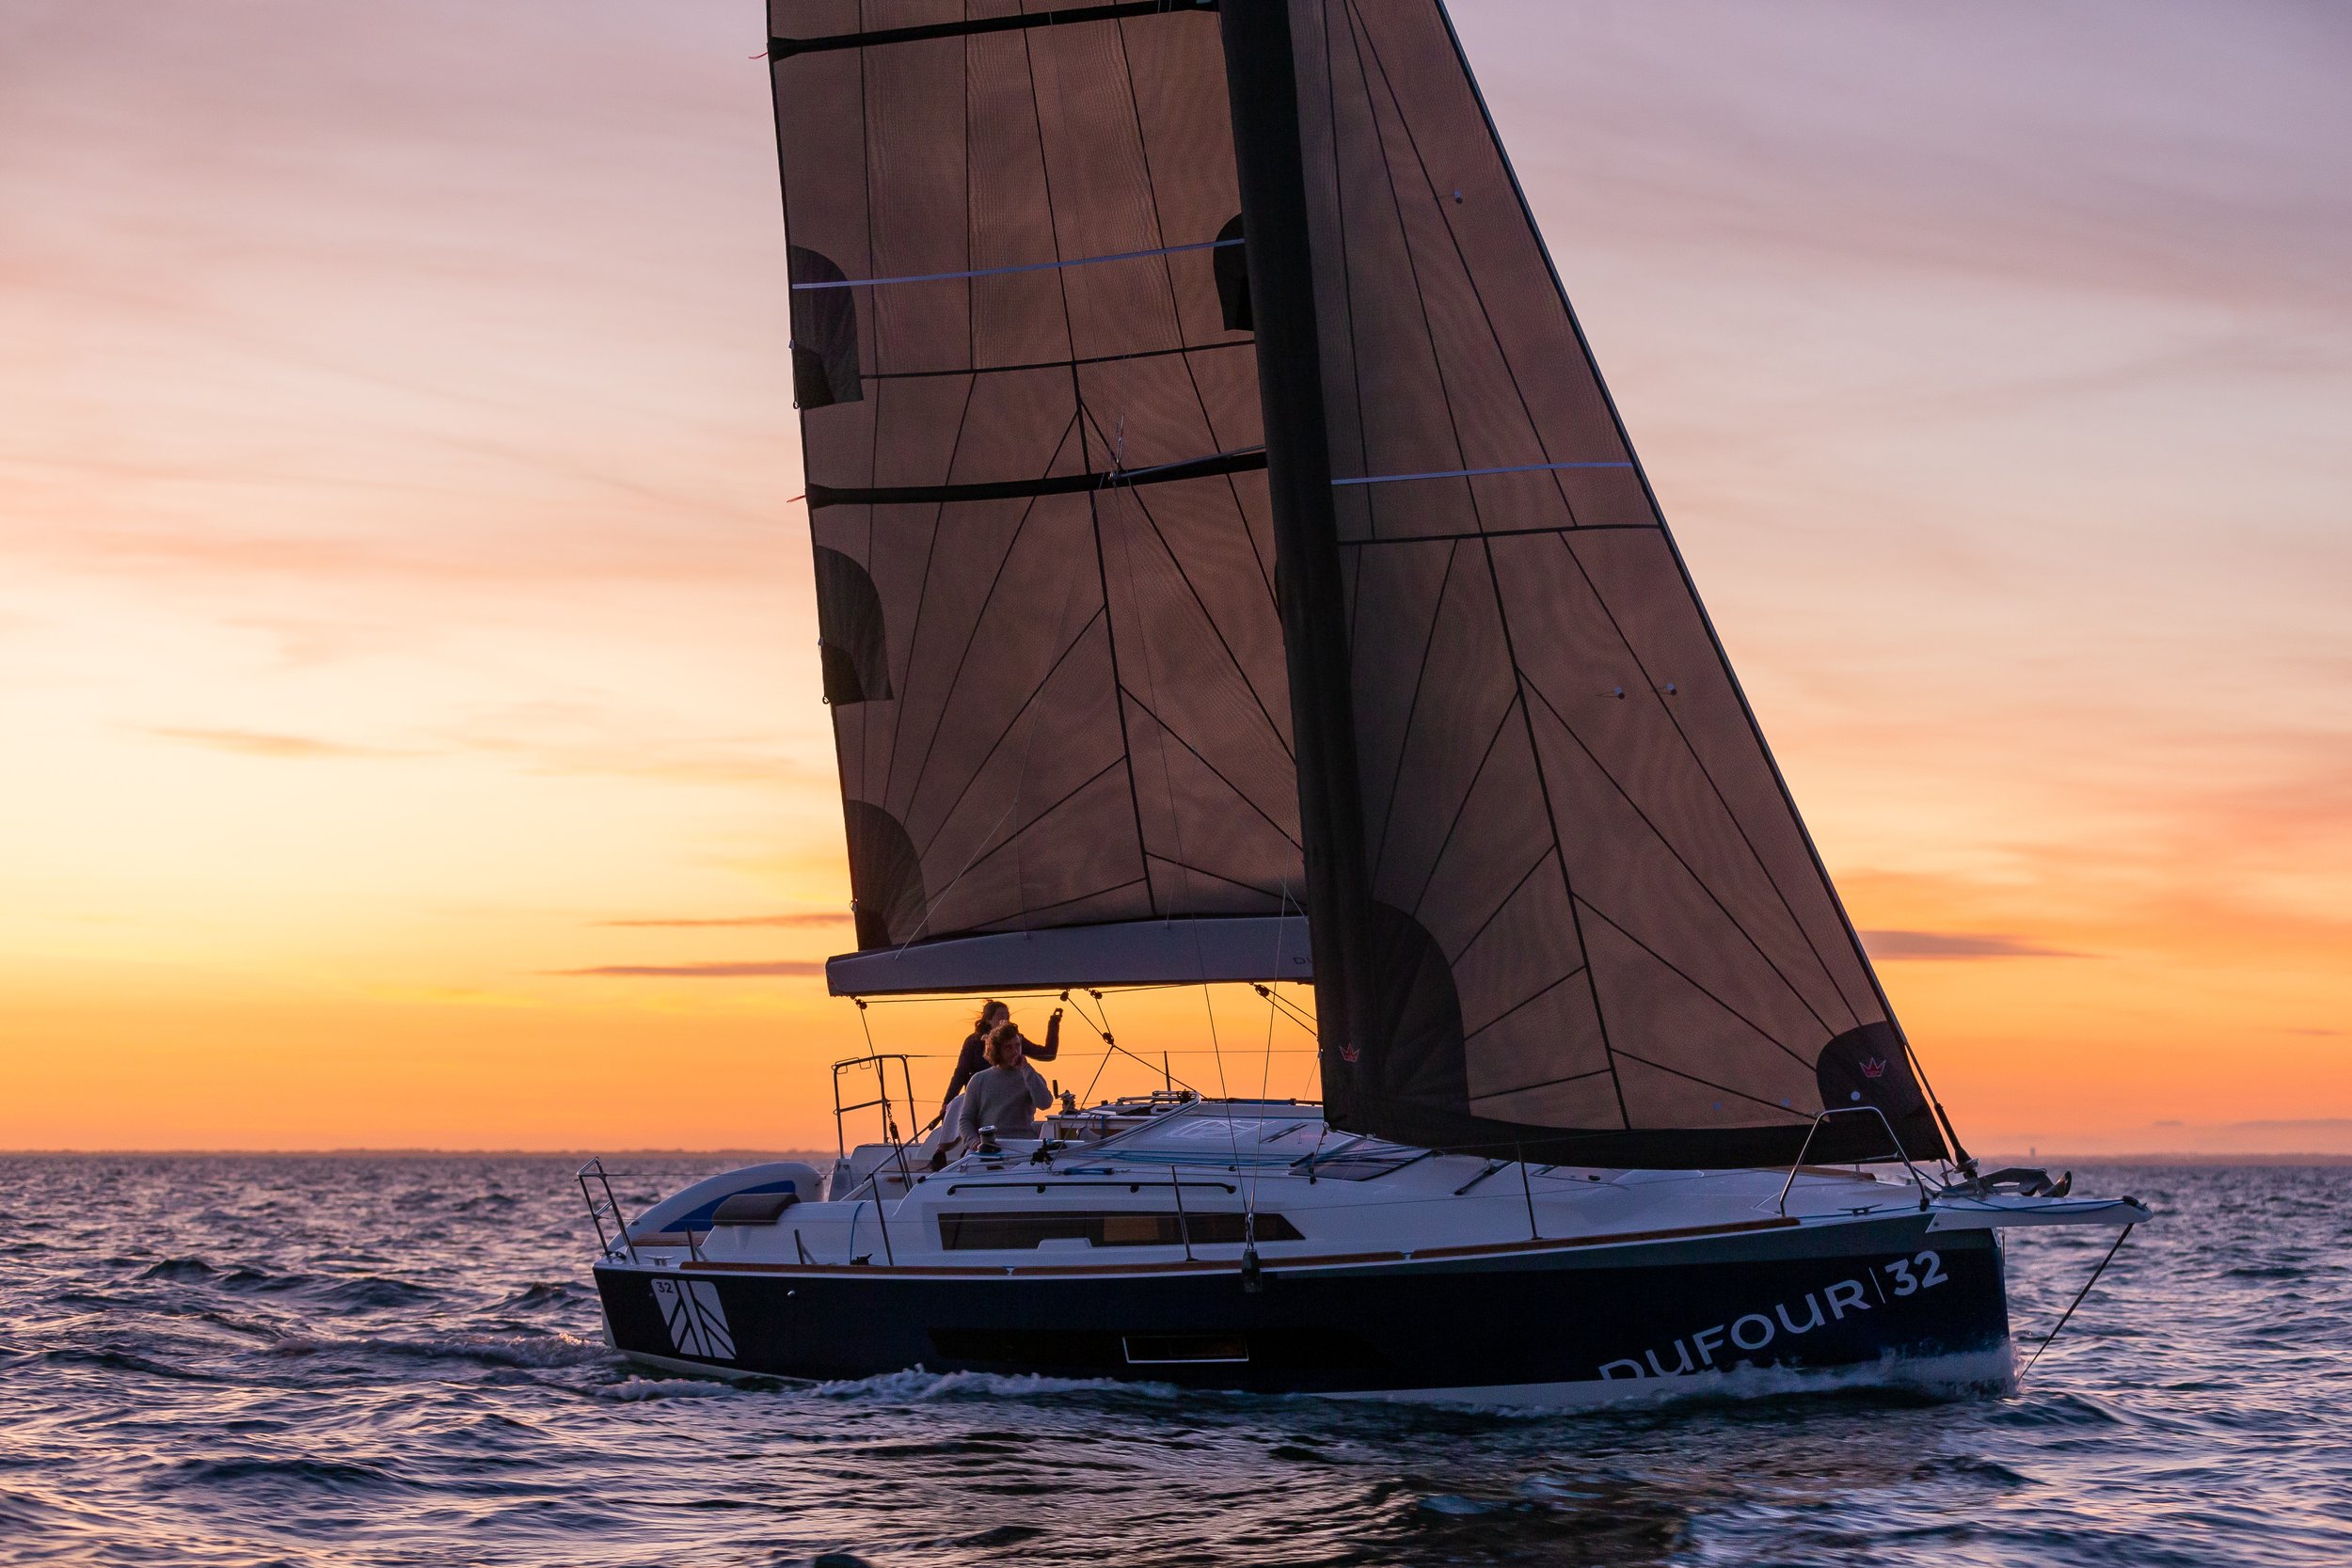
xmin=650 ymin=1277 xmax=736 ymax=1361
xmin=1860 ymin=1057 xmax=1887 ymax=1080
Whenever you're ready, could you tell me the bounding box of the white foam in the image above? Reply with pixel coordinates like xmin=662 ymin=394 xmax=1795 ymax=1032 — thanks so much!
xmin=597 ymin=1375 xmax=750 ymax=1402
xmin=1325 ymin=1345 xmax=2019 ymax=1413
xmin=810 ymin=1365 xmax=1182 ymax=1402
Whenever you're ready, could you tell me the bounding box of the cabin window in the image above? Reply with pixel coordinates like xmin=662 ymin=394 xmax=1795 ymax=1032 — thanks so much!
xmin=936 ymin=1210 xmax=1301 ymax=1250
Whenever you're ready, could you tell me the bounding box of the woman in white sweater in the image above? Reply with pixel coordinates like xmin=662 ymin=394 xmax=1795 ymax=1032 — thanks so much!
xmin=954 ymin=1022 xmax=1053 ymax=1145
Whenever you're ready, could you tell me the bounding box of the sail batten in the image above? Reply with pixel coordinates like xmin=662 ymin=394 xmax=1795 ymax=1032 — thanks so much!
xmin=771 ymin=1 xmax=1221 ymax=63
xmin=806 ymin=447 xmax=1266 ymax=509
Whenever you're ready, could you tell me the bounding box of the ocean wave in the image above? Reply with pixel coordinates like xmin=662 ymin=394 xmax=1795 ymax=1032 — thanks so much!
xmin=171 ymin=1456 xmax=415 ymax=1494
xmin=1321 ymin=1347 xmax=2017 ymax=1417
xmin=1989 ymin=1389 xmax=2126 ymax=1428
xmin=262 ymin=1330 xmax=609 ymax=1370
xmin=310 ymin=1276 xmax=439 ymax=1310
xmin=493 ymin=1281 xmax=591 ymax=1311
xmin=134 ymin=1258 xmax=439 ymax=1311
xmin=8 ymin=1158 xmax=2345 ymax=1568
xmin=593 ymin=1375 xmax=757 ymax=1402
xmin=40 ymin=1347 xmax=218 ymax=1383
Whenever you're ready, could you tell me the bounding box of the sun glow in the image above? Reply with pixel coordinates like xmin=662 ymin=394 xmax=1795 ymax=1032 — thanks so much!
xmin=4 ymin=1 xmax=2345 ymax=1153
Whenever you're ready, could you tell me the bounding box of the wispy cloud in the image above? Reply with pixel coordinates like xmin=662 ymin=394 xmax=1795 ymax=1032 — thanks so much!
xmin=1860 ymin=929 xmax=2085 ymax=960
xmin=143 ymin=726 xmax=401 ymax=760
xmin=598 ymin=912 xmax=848 ymax=928
xmin=443 ymin=704 xmax=814 ymax=788
xmin=555 ymin=960 xmax=827 ymax=978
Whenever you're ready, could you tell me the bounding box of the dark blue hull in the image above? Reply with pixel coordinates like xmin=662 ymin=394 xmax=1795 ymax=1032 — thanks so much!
xmin=595 ymin=1216 xmax=2008 ymax=1400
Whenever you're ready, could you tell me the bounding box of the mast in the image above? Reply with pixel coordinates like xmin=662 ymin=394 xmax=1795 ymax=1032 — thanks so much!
xmin=1217 ymin=2 xmax=1375 ymax=1109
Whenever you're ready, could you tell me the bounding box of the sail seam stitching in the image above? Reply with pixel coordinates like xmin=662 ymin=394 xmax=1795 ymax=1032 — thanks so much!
xmin=875 ymin=361 xmax=984 ymax=816
xmin=1572 ymin=897 xmax=1816 ymax=1071
xmin=1367 ymin=539 xmax=1464 ymax=881
xmin=892 ymin=419 xmax=1084 ymax=841
xmin=791 ymin=237 xmax=1242 ymax=291
xmin=1439 ymin=849 xmax=1551 ymax=970
xmin=1078 ymin=409 xmax=1295 ymax=768
xmin=1460 ymin=962 xmax=1592 ymax=1048
xmin=1538 ymin=529 xmax=1867 ymax=1034
xmin=1422 ymin=0 xmax=1900 ymax=1050
xmin=1139 ymin=853 xmax=1295 ymax=902
xmin=1114 ymin=681 xmax=1305 ymax=854
xmin=1604 ymin=1046 xmax=1813 ymax=1121
xmin=909 ymin=604 xmax=1108 ymax=863
xmin=1398 ymin=686 xmax=1522 ymax=923
xmin=1332 ymin=460 xmax=1630 ymax=486
xmin=1345 ymin=523 xmax=1654 ymax=545
xmin=1342 ymin=0 xmax=1629 ymax=1128
xmin=1468 ymin=1061 xmax=1615 ymax=1104
xmin=1350 ymin=3 xmax=1593 ymax=527
xmin=1105 ymin=16 xmax=1298 ymax=780
xmin=1104 ymin=20 xmax=1295 ymax=780
xmin=1518 ymin=667 xmax=1839 ymax=1039
xmin=1012 ymin=19 xmax=1158 ymax=922
xmin=928 ymin=753 xmax=1133 ymax=895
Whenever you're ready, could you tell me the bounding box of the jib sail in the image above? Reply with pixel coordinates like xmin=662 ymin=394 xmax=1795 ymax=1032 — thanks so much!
xmin=1222 ymin=0 xmax=1947 ymax=1165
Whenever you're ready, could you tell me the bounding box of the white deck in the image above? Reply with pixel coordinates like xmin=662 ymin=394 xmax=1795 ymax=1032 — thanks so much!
xmin=606 ymin=1099 xmax=2142 ymax=1278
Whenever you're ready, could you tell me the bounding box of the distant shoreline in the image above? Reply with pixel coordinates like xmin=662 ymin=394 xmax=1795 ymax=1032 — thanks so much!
xmin=6 ymin=1147 xmax=2351 ymax=1166
xmin=0 ymin=1148 xmax=833 ymax=1162
xmin=1979 ymin=1151 xmax=2352 ymax=1167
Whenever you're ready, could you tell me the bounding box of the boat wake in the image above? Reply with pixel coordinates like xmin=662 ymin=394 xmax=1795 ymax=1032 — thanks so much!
xmin=1334 ymin=1345 xmax=2018 ymax=1414
xmin=809 ymin=1366 xmax=1185 ymax=1404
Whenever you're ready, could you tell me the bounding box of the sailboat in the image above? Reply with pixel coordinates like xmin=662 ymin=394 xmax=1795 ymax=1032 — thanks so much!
xmin=583 ymin=0 xmax=2145 ymax=1403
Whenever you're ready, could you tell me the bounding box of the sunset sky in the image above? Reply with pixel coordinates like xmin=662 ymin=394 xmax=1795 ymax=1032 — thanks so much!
xmin=4 ymin=1 xmax=2345 ymax=1153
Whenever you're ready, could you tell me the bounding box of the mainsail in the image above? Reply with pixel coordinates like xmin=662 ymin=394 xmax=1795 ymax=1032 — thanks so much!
xmin=770 ymin=0 xmax=1949 ymax=1164
xmin=767 ymin=0 xmax=1309 ymax=995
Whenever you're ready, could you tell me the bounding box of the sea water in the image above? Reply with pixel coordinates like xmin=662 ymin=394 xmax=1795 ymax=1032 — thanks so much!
xmin=2 ymin=1156 xmax=2346 ymax=1566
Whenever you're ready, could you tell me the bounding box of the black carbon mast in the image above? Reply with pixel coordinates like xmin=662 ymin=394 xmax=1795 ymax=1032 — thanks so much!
xmin=1217 ymin=0 xmax=1377 ymax=1122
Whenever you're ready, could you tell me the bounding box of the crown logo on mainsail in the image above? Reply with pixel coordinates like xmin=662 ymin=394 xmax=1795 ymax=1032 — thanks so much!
xmin=1861 ymin=1058 xmax=1888 ymax=1080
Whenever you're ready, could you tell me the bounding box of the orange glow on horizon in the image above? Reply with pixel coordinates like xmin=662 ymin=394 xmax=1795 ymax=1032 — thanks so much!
xmin=3 ymin=2 xmax=2345 ymax=1155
